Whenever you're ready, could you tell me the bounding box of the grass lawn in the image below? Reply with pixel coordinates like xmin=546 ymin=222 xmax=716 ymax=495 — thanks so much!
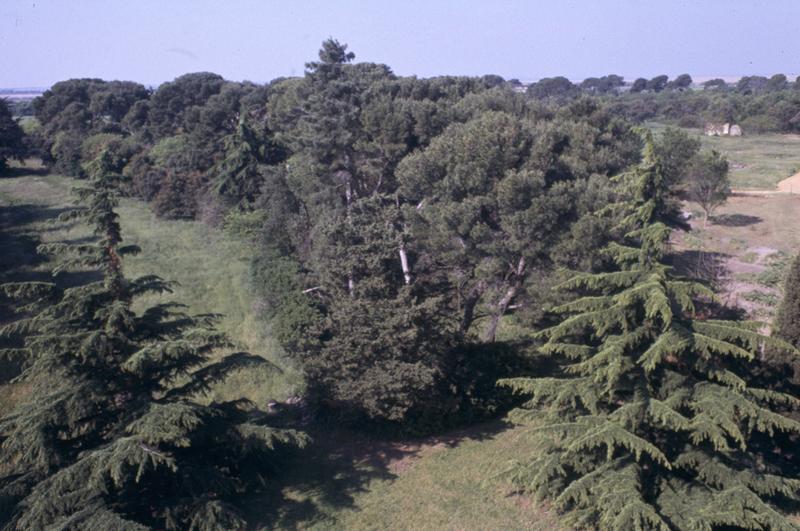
xmin=322 ymin=425 xmax=562 ymax=531
xmin=648 ymin=123 xmax=800 ymax=189
xmin=247 ymin=421 xmax=562 ymax=530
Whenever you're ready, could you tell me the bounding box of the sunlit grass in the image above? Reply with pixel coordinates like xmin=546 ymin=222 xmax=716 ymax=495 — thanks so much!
xmin=648 ymin=123 xmax=800 ymax=189
xmin=257 ymin=422 xmax=562 ymax=530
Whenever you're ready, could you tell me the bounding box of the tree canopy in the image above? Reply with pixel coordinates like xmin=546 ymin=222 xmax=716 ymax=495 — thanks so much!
xmin=0 ymin=99 xmax=26 ymax=172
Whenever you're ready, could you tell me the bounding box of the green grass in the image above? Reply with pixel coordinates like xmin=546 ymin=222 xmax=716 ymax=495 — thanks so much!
xmin=254 ymin=422 xmax=563 ymax=530
xmin=0 ymin=170 xmax=303 ymax=406
xmin=648 ymin=123 xmax=800 ymax=189
xmin=325 ymin=427 xmax=561 ymax=530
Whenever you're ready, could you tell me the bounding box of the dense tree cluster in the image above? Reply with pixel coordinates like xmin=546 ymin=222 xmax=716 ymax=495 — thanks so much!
xmin=26 ymin=40 xmax=739 ymax=431
xmin=9 ymin=39 xmax=800 ymax=529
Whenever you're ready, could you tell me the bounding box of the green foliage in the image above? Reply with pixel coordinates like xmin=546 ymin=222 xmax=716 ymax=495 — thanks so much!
xmin=685 ymin=149 xmax=730 ymax=225
xmin=33 ymin=79 xmax=149 ymax=172
xmin=211 ymin=116 xmax=287 ymax=205
xmin=0 ymin=161 xmax=306 ymax=529
xmin=651 ymin=127 xmax=700 ymax=190
xmin=50 ymin=131 xmax=85 ymax=177
xmin=757 ymin=252 xmax=791 ymax=288
xmin=775 ymin=254 xmax=800 ymax=349
xmin=0 ymin=99 xmax=25 ymax=172
xmin=527 ymin=77 xmax=578 ymax=100
xmin=499 ymin=133 xmax=800 ymax=530
xmin=611 ymin=77 xmax=800 ymax=134
xmin=144 ymin=72 xmax=225 ymax=138
xmin=741 ymin=290 xmax=780 ymax=307
xmin=250 ymin=247 xmax=322 ymax=354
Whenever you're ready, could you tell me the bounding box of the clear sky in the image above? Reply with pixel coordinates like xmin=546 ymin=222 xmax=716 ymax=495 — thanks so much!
xmin=1 ymin=0 xmax=798 ymax=88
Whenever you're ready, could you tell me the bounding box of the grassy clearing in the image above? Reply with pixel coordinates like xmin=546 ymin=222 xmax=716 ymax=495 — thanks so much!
xmin=0 ymin=169 xmax=303 ymax=406
xmin=649 ymin=123 xmax=800 ymax=189
xmin=700 ymin=134 xmax=800 ymax=189
xmin=323 ymin=427 xmax=562 ymax=530
xmin=249 ymin=422 xmax=562 ymax=530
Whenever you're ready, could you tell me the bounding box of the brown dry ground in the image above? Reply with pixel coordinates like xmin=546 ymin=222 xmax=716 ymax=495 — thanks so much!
xmin=676 ymin=194 xmax=800 ymax=321
xmin=778 ymin=171 xmax=800 ymax=193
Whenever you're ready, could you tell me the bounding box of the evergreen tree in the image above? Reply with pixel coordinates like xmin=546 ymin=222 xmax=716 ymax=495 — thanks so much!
xmin=0 ymin=152 xmax=306 ymax=529
xmin=499 ymin=132 xmax=800 ymax=530
xmin=211 ymin=117 xmax=269 ymax=204
xmin=770 ymin=253 xmax=800 ymax=386
xmin=774 ymin=253 xmax=800 ymax=349
xmin=300 ymin=193 xmax=459 ymax=424
xmin=0 ymin=99 xmax=25 ymax=172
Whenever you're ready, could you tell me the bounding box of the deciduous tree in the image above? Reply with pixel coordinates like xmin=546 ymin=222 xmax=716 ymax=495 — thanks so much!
xmin=685 ymin=149 xmax=730 ymax=227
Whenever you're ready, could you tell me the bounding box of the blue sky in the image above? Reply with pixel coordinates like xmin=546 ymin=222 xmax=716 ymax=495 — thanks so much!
xmin=1 ymin=0 xmax=798 ymax=87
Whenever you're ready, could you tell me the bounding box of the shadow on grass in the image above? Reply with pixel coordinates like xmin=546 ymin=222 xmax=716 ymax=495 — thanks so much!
xmin=711 ymin=213 xmax=762 ymax=227
xmin=0 ymin=203 xmax=73 ymax=231
xmin=245 ymin=419 xmax=511 ymax=528
xmin=0 ymin=201 xmax=101 ymax=325
xmin=0 ymin=166 xmax=49 ymax=178
xmin=0 ymin=204 xmax=61 ymax=280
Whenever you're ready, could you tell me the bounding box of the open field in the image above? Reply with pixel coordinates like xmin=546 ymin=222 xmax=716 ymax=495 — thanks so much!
xmin=649 ymin=123 xmax=800 ymax=189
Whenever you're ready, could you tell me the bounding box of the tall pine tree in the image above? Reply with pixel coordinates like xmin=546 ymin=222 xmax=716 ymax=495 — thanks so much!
xmin=499 ymin=131 xmax=800 ymax=530
xmin=775 ymin=253 xmax=800 ymax=349
xmin=0 ymin=151 xmax=306 ymax=530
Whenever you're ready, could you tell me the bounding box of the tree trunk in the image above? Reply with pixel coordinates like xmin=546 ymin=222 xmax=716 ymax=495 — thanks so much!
xmin=483 ymin=257 xmax=526 ymax=342
xmin=460 ymin=280 xmax=487 ymax=335
xmin=340 ymin=167 xmax=355 ymax=298
xmin=399 ymin=242 xmax=411 ymax=285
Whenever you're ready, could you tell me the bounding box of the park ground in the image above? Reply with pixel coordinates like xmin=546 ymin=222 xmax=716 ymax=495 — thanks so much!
xmin=2 ymin=127 xmax=800 ymax=529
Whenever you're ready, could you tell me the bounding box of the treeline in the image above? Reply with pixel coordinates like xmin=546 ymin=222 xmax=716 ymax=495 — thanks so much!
xmin=3 ymin=39 xmax=800 ymax=528
xmin=529 ymin=72 xmax=800 ymax=133
xmin=14 ymin=40 xmax=741 ymax=431
xmin=21 ymin=41 xmax=644 ymax=430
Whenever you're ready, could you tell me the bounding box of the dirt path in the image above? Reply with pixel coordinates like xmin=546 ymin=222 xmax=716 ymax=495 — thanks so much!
xmin=777 ymin=171 xmax=800 ymax=193
xmin=734 ymin=171 xmax=800 ymax=195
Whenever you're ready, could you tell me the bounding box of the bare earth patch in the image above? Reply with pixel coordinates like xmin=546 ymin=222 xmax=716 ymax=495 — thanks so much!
xmin=777 ymin=171 xmax=800 ymax=193
xmin=677 ymin=194 xmax=800 ymax=321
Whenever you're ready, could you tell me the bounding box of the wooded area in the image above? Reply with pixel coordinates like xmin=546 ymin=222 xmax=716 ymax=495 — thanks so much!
xmin=2 ymin=39 xmax=800 ymax=529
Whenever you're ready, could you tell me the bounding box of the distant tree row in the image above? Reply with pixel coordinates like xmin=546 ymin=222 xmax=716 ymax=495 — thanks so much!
xmin=23 ymin=41 xmax=734 ymax=431
xmin=527 ymin=72 xmax=800 ymax=99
